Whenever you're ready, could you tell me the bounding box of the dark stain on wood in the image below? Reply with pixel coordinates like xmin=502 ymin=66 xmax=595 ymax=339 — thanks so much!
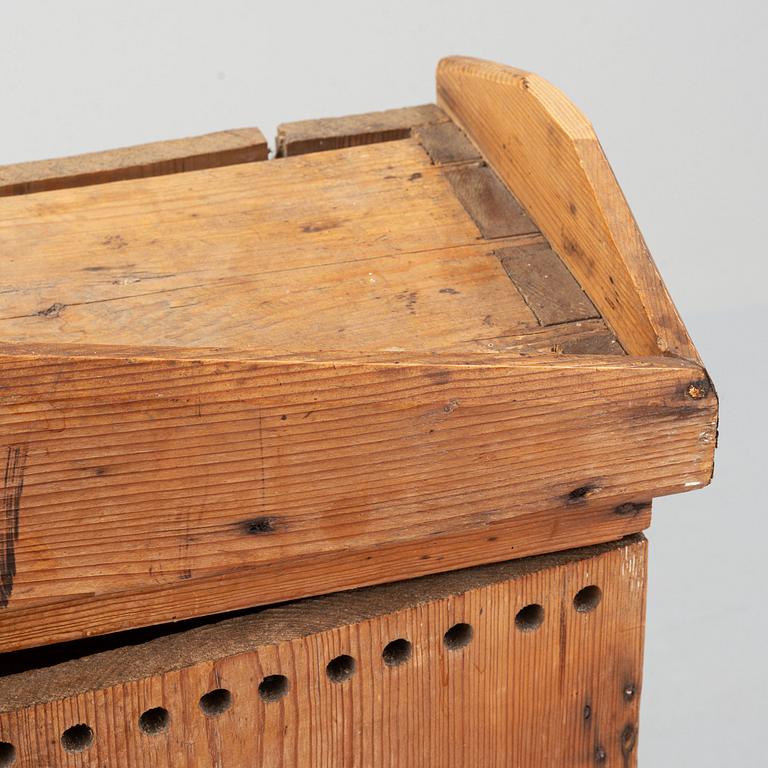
xmin=566 ymin=483 xmax=601 ymax=504
xmin=242 ymin=517 xmax=277 ymax=535
xmin=415 ymin=121 xmax=482 ymax=165
xmin=614 ymin=502 xmax=650 ymax=518
xmin=623 ymin=682 xmax=637 ymax=701
xmin=36 ymin=302 xmax=66 ymax=319
xmin=621 ymin=723 xmax=637 ymax=762
xmin=1 ymin=445 xmax=28 ymax=608
xmin=686 ymin=377 xmax=711 ymax=400
xmin=442 ymin=164 xmax=538 ymax=238
xmin=497 ymin=243 xmax=600 ymax=326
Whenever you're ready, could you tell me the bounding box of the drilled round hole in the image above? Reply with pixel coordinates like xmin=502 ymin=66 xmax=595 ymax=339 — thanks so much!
xmin=515 ymin=603 xmax=544 ymax=632
xmin=61 ymin=724 xmax=93 ymax=753
xmin=0 ymin=742 xmax=16 ymax=768
xmin=198 ymin=688 xmax=232 ymax=717
xmin=326 ymin=654 xmax=356 ymax=683
xmin=382 ymin=638 xmax=412 ymax=667
xmin=259 ymin=674 xmax=290 ymax=702
xmin=138 ymin=706 xmax=170 ymax=735
xmin=574 ymin=585 xmax=603 ymax=613
xmin=443 ymin=622 xmax=473 ymax=651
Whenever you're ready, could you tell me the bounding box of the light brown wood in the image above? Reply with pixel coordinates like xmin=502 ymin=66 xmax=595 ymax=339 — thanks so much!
xmin=276 ymin=104 xmax=448 ymax=157
xmin=0 ymin=129 xmax=268 ymax=197
xmin=0 ymin=343 xmax=712 ymax=651
xmin=0 ymin=139 xmax=546 ymax=354
xmin=437 ymin=56 xmax=699 ymax=360
xmin=0 ymin=65 xmax=716 ymax=651
xmin=0 ymin=535 xmax=646 ymax=768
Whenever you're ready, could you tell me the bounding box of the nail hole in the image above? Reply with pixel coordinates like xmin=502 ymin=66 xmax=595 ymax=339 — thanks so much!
xmin=0 ymin=742 xmax=16 ymax=768
xmin=198 ymin=688 xmax=232 ymax=717
xmin=515 ymin=604 xmax=544 ymax=632
xmin=574 ymin=585 xmax=603 ymax=613
xmin=139 ymin=707 xmax=170 ymax=735
xmin=382 ymin=638 xmax=412 ymax=666
xmin=443 ymin=622 xmax=473 ymax=651
xmin=259 ymin=674 xmax=290 ymax=702
xmin=61 ymin=724 xmax=94 ymax=753
xmin=326 ymin=654 xmax=356 ymax=683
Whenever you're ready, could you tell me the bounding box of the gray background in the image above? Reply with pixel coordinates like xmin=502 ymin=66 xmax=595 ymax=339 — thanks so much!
xmin=1 ymin=1 xmax=765 ymax=764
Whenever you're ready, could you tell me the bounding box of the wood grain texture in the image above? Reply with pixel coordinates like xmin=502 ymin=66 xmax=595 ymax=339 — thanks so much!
xmin=443 ymin=163 xmax=538 ymax=238
xmin=0 ymin=129 xmax=268 ymax=197
xmin=275 ymin=104 xmax=448 ymax=157
xmin=0 ymin=344 xmax=713 ymax=650
xmin=0 ymin=535 xmax=647 ymax=768
xmin=0 ymin=139 xmax=548 ymax=355
xmin=498 ymin=242 xmax=600 ymax=325
xmin=414 ymin=121 xmax=482 ymax=165
xmin=437 ymin=56 xmax=698 ymax=360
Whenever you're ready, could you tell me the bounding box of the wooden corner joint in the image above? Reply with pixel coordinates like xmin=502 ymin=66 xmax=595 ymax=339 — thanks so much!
xmin=435 ymin=56 xmax=701 ymax=366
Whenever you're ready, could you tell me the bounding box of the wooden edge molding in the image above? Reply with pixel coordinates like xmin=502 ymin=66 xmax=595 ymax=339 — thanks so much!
xmin=436 ymin=56 xmax=699 ymax=363
xmin=0 ymin=128 xmax=268 ymax=197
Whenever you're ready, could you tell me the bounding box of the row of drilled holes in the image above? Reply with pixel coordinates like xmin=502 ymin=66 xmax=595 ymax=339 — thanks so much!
xmin=0 ymin=585 xmax=602 ymax=764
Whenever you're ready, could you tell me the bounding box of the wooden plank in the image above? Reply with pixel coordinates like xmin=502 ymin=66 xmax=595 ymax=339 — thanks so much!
xmin=0 ymin=139 xmax=544 ymax=355
xmin=0 ymin=536 xmax=647 ymax=768
xmin=275 ymin=104 xmax=448 ymax=157
xmin=0 ymin=129 xmax=268 ymax=197
xmin=0 ymin=346 xmax=714 ymax=650
xmin=442 ymin=163 xmax=538 ymax=238
xmin=437 ymin=56 xmax=699 ymax=360
xmin=414 ymin=121 xmax=482 ymax=165
xmin=498 ymin=242 xmax=600 ymax=325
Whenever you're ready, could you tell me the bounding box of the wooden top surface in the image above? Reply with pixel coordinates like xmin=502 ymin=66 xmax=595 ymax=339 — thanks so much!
xmin=0 ymin=130 xmax=618 ymax=358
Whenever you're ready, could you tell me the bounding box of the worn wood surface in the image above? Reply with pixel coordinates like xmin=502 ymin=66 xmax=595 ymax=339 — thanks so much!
xmin=498 ymin=243 xmax=600 ymax=326
xmin=0 ymin=345 xmax=713 ymax=651
xmin=443 ymin=163 xmax=538 ymax=238
xmin=437 ymin=56 xmax=699 ymax=360
xmin=0 ymin=536 xmax=647 ymax=768
xmin=276 ymin=104 xmax=447 ymax=157
xmin=0 ymin=139 xmax=545 ymax=354
xmin=414 ymin=121 xmax=482 ymax=165
xmin=0 ymin=62 xmax=716 ymax=650
xmin=0 ymin=129 xmax=268 ymax=197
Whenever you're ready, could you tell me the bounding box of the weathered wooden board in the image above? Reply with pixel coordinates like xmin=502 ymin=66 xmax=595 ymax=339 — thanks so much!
xmin=0 ymin=129 xmax=268 ymax=197
xmin=0 ymin=346 xmax=713 ymax=651
xmin=276 ymin=104 xmax=448 ymax=156
xmin=0 ymin=139 xmax=544 ymax=354
xmin=437 ymin=56 xmax=699 ymax=360
xmin=0 ymin=59 xmax=716 ymax=651
xmin=0 ymin=535 xmax=647 ymax=768
xmin=498 ymin=242 xmax=600 ymax=325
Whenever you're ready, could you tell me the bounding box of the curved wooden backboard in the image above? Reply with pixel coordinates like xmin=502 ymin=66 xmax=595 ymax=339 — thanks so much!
xmin=437 ymin=56 xmax=698 ymax=361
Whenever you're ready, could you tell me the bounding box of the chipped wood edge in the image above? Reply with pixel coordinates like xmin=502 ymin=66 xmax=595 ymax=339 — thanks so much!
xmin=436 ymin=56 xmax=699 ymax=363
xmin=0 ymin=128 xmax=268 ymax=197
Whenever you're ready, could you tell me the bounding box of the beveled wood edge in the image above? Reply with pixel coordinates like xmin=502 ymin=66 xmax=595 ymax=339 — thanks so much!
xmin=436 ymin=56 xmax=700 ymax=365
xmin=0 ymin=340 xmax=709 ymax=374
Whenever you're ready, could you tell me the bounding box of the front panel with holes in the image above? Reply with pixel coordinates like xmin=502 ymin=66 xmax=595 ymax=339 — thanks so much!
xmin=0 ymin=536 xmax=645 ymax=768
